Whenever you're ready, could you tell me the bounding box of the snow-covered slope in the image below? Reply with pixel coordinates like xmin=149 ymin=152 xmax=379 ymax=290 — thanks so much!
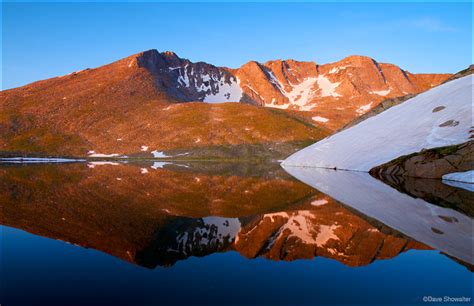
xmin=282 ymin=75 xmax=473 ymax=171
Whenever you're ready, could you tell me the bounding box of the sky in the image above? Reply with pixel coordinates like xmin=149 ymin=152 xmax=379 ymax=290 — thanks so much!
xmin=2 ymin=1 xmax=472 ymax=89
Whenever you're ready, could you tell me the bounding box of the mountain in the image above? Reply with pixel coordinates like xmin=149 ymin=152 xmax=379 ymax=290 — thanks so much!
xmin=283 ymin=74 xmax=473 ymax=182
xmin=0 ymin=49 xmax=450 ymax=159
xmin=235 ymin=55 xmax=450 ymax=129
xmin=0 ymin=50 xmax=327 ymax=158
xmin=129 ymin=50 xmax=450 ymax=129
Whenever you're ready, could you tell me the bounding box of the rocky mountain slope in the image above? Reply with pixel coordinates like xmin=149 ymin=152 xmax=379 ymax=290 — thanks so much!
xmin=132 ymin=49 xmax=450 ymax=129
xmin=0 ymin=50 xmax=450 ymax=158
xmin=235 ymin=56 xmax=449 ymax=129
xmin=283 ymin=74 xmax=473 ymax=180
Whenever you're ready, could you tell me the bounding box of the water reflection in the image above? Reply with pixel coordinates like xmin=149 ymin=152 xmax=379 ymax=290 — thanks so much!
xmin=282 ymin=166 xmax=473 ymax=266
xmin=0 ymin=161 xmax=471 ymax=270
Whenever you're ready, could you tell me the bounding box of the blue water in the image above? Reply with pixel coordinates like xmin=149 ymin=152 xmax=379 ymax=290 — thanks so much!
xmin=1 ymin=226 xmax=471 ymax=306
xmin=1 ymin=162 xmax=472 ymax=305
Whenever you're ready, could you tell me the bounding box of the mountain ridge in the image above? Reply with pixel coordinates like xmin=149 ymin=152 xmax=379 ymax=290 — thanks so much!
xmin=0 ymin=49 xmax=452 ymax=157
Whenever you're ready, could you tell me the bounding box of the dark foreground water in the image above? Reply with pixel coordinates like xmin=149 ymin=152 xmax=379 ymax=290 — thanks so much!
xmin=0 ymin=161 xmax=472 ymax=305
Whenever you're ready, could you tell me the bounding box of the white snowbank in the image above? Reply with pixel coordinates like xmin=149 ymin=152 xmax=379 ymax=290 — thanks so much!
xmin=312 ymin=116 xmax=329 ymax=123
xmin=283 ymin=75 xmax=473 ymax=171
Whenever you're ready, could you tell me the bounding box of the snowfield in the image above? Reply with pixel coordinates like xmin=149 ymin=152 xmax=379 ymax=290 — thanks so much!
xmin=283 ymin=75 xmax=473 ymax=171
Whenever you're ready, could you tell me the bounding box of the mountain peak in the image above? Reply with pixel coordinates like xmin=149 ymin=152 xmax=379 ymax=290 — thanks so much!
xmin=339 ymin=55 xmax=377 ymax=66
xmin=161 ymin=50 xmax=180 ymax=59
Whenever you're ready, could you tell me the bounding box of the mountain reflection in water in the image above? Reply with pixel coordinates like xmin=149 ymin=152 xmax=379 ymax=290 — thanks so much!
xmin=0 ymin=161 xmax=471 ymax=270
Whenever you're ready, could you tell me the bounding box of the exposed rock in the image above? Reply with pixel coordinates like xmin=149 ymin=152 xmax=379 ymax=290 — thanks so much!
xmin=443 ymin=64 xmax=474 ymax=83
xmin=369 ymin=141 xmax=473 ymax=179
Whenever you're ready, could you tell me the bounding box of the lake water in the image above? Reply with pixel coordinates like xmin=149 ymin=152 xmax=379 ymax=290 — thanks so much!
xmin=0 ymin=161 xmax=472 ymax=305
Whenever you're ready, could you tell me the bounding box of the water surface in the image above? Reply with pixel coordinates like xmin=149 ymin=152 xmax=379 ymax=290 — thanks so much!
xmin=0 ymin=161 xmax=472 ymax=305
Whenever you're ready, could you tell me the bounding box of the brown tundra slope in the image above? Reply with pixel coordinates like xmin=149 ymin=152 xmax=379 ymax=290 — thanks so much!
xmin=0 ymin=49 xmax=450 ymax=157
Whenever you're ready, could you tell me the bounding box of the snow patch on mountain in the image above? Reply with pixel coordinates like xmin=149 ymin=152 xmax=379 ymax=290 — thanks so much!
xmin=312 ymin=116 xmax=329 ymax=123
xmin=283 ymin=75 xmax=473 ymax=171
xmin=202 ymin=76 xmax=243 ymax=103
xmin=173 ymin=64 xmax=242 ymax=103
xmin=328 ymin=66 xmax=348 ymax=74
xmin=311 ymin=199 xmax=329 ymax=206
xmin=356 ymin=102 xmax=373 ymax=114
xmin=265 ymin=69 xmax=316 ymax=110
xmin=285 ymin=77 xmax=318 ymax=110
xmin=370 ymin=88 xmax=391 ymax=96
xmin=264 ymin=72 xmax=341 ymax=110
xmin=266 ymin=98 xmax=290 ymax=109
xmin=316 ymin=75 xmax=342 ymax=97
xmin=264 ymin=211 xmax=340 ymax=247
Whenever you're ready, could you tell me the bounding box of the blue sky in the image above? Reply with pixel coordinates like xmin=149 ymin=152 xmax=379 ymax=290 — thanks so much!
xmin=2 ymin=1 xmax=472 ymax=89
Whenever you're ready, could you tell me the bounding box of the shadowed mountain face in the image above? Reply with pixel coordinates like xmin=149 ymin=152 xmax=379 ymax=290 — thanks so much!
xmin=6 ymin=161 xmax=472 ymax=270
xmin=0 ymin=50 xmax=450 ymax=158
